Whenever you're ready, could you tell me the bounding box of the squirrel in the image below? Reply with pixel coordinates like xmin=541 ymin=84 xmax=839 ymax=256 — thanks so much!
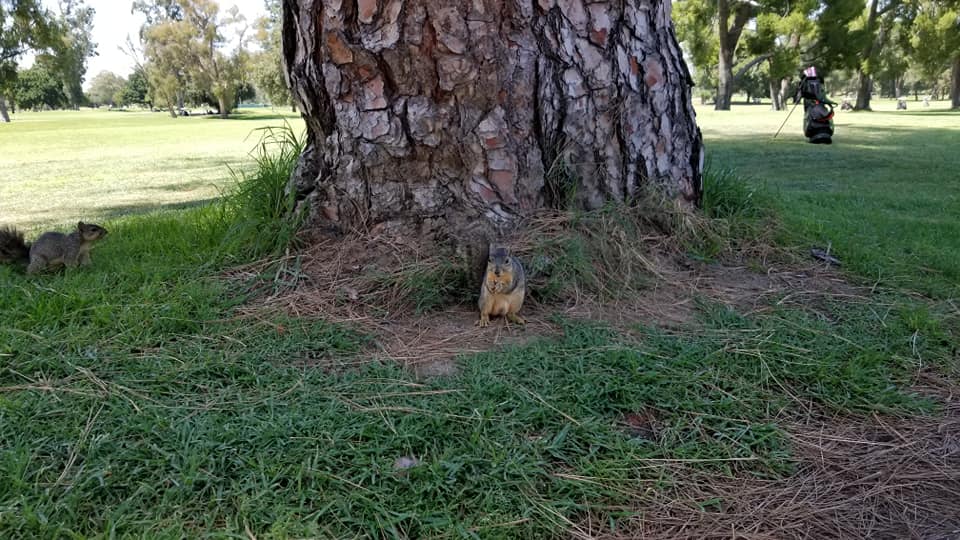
xmin=477 ymin=244 xmax=526 ymax=327
xmin=0 ymin=222 xmax=109 ymax=274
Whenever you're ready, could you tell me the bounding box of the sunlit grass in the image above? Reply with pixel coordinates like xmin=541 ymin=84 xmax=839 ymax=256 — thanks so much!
xmin=696 ymin=98 xmax=960 ymax=298
xmin=0 ymin=108 xmax=303 ymax=229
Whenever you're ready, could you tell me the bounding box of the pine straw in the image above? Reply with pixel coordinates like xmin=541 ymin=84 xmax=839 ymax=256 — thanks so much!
xmin=582 ymin=377 xmax=960 ymax=540
xmin=227 ymin=208 xmax=872 ymax=371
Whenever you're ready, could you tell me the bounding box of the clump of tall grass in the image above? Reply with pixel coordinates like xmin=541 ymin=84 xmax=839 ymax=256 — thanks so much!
xmin=211 ymin=123 xmax=306 ymax=260
xmin=701 ymin=166 xmax=774 ymax=222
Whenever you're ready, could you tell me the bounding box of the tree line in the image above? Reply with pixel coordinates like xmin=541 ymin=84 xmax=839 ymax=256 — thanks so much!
xmin=675 ymin=0 xmax=959 ymax=110
xmin=0 ymin=0 xmax=291 ymax=122
xmin=3 ymin=0 xmax=957 ymax=121
xmin=0 ymin=0 xmax=95 ymax=121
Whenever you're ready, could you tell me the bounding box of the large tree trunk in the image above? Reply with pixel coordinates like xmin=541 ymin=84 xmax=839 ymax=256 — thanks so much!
xmin=716 ymin=46 xmax=735 ymax=111
xmin=855 ymin=71 xmax=872 ymax=111
xmin=854 ymin=0 xmax=883 ymax=111
xmin=952 ymin=56 xmax=960 ymax=109
xmin=769 ymin=79 xmax=781 ymax=111
xmin=282 ymin=0 xmax=703 ymax=246
xmin=714 ymin=0 xmax=752 ymax=111
xmin=0 ymin=97 xmax=9 ymax=123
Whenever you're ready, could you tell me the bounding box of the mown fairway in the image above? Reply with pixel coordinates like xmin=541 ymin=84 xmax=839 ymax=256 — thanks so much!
xmin=0 ymin=104 xmax=957 ymax=537
xmin=0 ymin=108 xmax=302 ymax=229
xmin=697 ymin=99 xmax=960 ymax=298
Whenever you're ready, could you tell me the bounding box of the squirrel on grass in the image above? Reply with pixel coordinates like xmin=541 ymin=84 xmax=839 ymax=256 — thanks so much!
xmin=0 ymin=222 xmax=109 ymax=274
xmin=477 ymin=244 xmax=526 ymax=328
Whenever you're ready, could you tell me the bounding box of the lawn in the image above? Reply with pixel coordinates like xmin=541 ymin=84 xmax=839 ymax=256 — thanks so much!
xmin=0 ymin=105 xmax=957 ymax=538
xmin=0 ymin=108 xmax=302 ymax=229
xmin=696 ymin=98 xmax=960 ymax=299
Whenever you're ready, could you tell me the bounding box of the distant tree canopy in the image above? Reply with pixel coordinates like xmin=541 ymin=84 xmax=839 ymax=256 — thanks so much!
xmin=249 ymin=0 xmax=291 ymax=109
xmin=137 ymin=0 xmax=250 ymax=118
xmin=87 ymin=70 xmax=126 ymax=106
xmin=13 ymin=61 xmax=66 ymax=110
xmin=0 ymin=0 xmax=96 ymax=121
xmin=675 ymin=0 xmax=960 ymax=110
xmin=118 ymin=66 xmax=151 ymax=107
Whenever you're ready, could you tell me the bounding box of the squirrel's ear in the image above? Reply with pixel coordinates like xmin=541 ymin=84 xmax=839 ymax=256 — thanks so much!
xmin=78 ymin=221 xmax=85 ymax=228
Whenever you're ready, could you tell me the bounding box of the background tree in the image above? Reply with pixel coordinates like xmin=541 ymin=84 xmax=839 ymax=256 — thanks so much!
xmin=118 ymin=66 xmax=151 ymax=107
xmin=0 ymin=0 xmax=62 ymax=121
xmin=139 ymin=0 xmax=250 ymax=118
xmin=875 ymin=20 xmax=910 ymax=98
xmin=675 ymin=0 xmax=719 ymax=103
xmin=808 ymin=0 xmax=869 ymax=73
xmin=715 ymin=0 xmax=760 ymax=110
xmin=908 ymin=0 xmax=960 ymax=108
xmin=847 ymin=0 xmax=903 ymax=110
xmin=676 ymin=0 xmax=828 ymax=110
xmin=676 ymin=0 xmax=869 ymax=110
xmin=745 ymin=4 xmax=817 ymax=110
xmin=50 ymin=0 xmax=96 ymax=109
xmin=282 ymin=0 xmax=703 ymax=250
xmin=250 ymin=0 xmax=292 ymax=109
xmin=142 ymin=17 xmax=194 ymax=116
xmin=87 ymin=70 xmax=127 ymax=106
xmin=180 ymin=1 xmax=248 ymax=117
xmin=13 ymin=61 xmax=66 ymax=110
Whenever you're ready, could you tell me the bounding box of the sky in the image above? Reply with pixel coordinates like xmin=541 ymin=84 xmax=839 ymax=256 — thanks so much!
xmin=61 ymin=0 xmax=268 ymax=88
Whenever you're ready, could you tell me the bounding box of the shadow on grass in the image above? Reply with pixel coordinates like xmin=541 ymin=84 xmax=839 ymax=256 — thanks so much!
xmin=884 ymin=110 xmax=960 ymax=117
xmin=96 ymin=198 xmax=220 ymax=221
xmin=203 ymin=112 xmax=294 ymax=121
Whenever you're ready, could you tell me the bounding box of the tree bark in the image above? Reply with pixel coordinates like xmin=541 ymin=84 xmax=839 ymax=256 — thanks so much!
xmin=0 ymin=97 xmax=9 ymax=123
xmin=768 ymin=79 xmax=781 ymax=110
xmin=282 ymin=0 xmax=703 ymax=246
xmin=715 ymin=0 xmax=752 ymax=110
xmin=854 ymin=0 xmax=886 ymax=111
xmin=952 ymin=55 xmax=960 ymax=109
xmin=855 ymin=71 xmax=872 ymax=111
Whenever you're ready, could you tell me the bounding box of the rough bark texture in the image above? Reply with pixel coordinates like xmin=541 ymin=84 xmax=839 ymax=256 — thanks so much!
xmin=714 ymin=0 xmax=751 ymax=111
xmin=768 ymin=79 xmax=780 ymax=110
xmin=952 ymin=56 xmax=960 ymax=109
xmin=283 ymin=0 xmax=703 ymax=245
xmin=854 ymin=0 xmax=881 ymax=111
xmin=855 ymin=71 xmax=872 ymax=111
xmin=0 ymin=97 xmax=9 ymax=123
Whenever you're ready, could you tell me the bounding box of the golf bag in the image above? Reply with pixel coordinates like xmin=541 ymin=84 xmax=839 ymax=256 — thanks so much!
xmin=796 ymin=67 xmax=835 ymax=144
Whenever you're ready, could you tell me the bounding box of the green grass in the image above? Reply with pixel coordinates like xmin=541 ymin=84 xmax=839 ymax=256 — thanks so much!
xmin=0 ymin=108 xmax=302 ymax=229
xmin=0 ymin=106 xmax=957 ymax=537
xmin=696 ymin=99 xmax=960 ymax=299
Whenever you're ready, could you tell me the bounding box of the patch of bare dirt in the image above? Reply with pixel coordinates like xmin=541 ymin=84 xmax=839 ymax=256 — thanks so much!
xmin=583 ymin=382 xmax=960 ymax=540
xmin=232 ymin=227 xmax=876 ymax=374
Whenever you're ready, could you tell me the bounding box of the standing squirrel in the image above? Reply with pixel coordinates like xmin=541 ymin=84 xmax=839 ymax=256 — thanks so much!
xmin=0 ymin=222 xmax=109 ymax=274
xmin=477 ymin=245 xmax=526 ymax=327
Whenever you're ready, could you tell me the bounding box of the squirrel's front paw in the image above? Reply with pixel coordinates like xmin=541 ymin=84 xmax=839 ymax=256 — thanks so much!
xmin=477 ymin=315 xmax=490 ymax=328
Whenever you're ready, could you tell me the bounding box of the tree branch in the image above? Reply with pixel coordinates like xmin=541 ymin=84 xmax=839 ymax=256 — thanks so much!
xmin=876 ymin=0 xmax=901 ymax=18
xmin=1 ymin=49 xmax=25 ymax=62
xmin=734 ymin=53 xmax=774 ymax=80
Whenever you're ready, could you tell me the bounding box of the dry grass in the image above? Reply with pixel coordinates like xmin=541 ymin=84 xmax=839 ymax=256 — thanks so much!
xmin=227 ymin=206 xmax=869 ymax=375
xmin=588 ymin=375 xmax=960 ymax=540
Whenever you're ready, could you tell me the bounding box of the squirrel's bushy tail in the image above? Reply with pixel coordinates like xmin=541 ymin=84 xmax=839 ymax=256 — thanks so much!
xmin=0 ymin=226 xmax=31 ymax=264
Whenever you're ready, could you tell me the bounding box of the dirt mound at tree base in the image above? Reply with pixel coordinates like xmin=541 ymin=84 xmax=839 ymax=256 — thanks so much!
xmin=235 ymin=221 xmax=867 ymax=376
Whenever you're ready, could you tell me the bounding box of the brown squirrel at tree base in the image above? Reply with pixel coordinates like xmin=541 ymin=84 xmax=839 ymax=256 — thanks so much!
xmin=477 ymin=245 xmax=526 ymax=328
xmin=0 ymin=222 xmax=109 ymax=274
